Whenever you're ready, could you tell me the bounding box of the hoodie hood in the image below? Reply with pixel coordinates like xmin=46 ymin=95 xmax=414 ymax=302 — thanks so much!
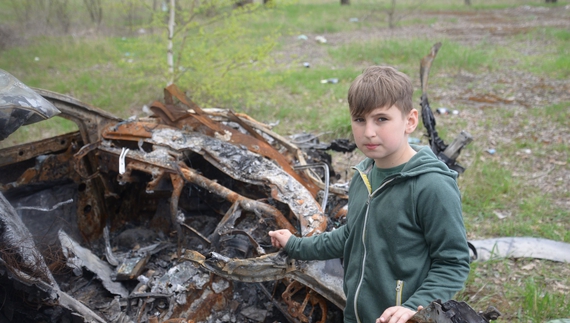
xmin=354 ymin=144 xmax=458 ymax=185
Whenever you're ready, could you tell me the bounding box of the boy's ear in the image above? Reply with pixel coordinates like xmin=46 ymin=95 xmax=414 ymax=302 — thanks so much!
xmin=405 ymin=109 xmax=419 ymax=134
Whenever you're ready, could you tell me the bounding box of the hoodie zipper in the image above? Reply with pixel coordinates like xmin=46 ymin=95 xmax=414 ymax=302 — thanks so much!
xmin=353 ymin=173 xmax=396 ymax=323
xmin=395 ymin=280 xmax=404 ymax=306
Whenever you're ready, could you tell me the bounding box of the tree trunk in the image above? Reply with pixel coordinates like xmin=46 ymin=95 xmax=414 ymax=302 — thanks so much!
xmin=387 ymin=0 xmax=396 ymax=29
xmin=464 ymin=0 xmax=471 ymax=6
xmin=83 ymin=0 xmax=103 ymax=26
xmin=340 ymin=0 xmax=350 ymax=5
xmin=167 ymin=0 xmax=175 ymax=85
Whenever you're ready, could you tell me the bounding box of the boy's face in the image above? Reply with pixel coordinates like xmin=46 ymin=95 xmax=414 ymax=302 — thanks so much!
xmin=351 ymin=105 xmax=418 ymax=168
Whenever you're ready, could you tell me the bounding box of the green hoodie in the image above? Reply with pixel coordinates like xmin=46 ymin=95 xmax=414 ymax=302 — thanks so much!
xmin=284 ymin=145 xmax=471 ymax=323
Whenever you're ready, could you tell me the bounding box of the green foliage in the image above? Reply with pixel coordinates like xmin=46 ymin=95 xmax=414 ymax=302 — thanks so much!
xmin=0 ymin=1 xmax=285 ymax=113
xmin=140 ymin=0 xmax=284 ymax=109
xmin=521 ymin=278 xmax=570 ymax=322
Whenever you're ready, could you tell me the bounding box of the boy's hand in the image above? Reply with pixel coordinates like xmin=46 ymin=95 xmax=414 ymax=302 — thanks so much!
xmin=376 ymin=305 xmax=423 ymax=323
xmin=268 ymin=229 xmax=292 ymax=249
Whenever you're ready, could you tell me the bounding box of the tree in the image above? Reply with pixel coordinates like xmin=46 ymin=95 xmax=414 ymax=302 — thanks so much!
xmin=377 ymin=0 xmax=425 ymax=29
xmin=148 ymin=0 xmax=282 ymax=108
xmin=83 ymin=0 xmax=103 ymax=27
xmin=167 ymin=0 xmax=175 ymax=85
xmin=48 ymin=0 xmax=71 ymax=33
xmin=387 ymin=0 xmax=397 ymax=29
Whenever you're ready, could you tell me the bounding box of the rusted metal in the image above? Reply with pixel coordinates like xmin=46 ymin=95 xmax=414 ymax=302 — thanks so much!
xmin=181 ymin=250 xmax=294 ymax=282
xmin=0 ymin=80 xmax=348 ymax=323
xmin=76 ymin=176 xmax=107 ymax=241
xmin=282 ymin=281 xmax=328 ymax=323
xmin=170 ymin=173 xmax=185 ymax=256
xmin=0 ymin=132 xmax=80 ymax=168
xmin=153 ymin=84 xmax=322 ymax=197
xmin=171 ymin=277 xmax=231 ymax=322
xmin=102 ymin=121 xmax=155 ymax=140
xmin=0 ymin=142 xmax=79 ymax=191
xmin=181 ymin=250 xmax=346 ymax=310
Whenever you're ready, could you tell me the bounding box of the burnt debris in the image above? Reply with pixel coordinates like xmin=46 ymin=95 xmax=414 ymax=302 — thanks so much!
xmin=0 ymin=80 xmax=350 ymax=323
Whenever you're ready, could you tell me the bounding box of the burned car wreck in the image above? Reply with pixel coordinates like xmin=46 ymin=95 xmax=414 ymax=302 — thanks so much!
xmin=0 ymin=69 xmax=351 ymax=323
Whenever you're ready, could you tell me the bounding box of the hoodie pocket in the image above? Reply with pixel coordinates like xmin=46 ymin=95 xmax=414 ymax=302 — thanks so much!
xmin=395 ymin=280 xmax=404 ymax=306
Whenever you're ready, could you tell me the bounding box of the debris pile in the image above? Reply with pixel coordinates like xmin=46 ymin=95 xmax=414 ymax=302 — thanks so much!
xmin=0 ymin=82 xmax=353 ymax=323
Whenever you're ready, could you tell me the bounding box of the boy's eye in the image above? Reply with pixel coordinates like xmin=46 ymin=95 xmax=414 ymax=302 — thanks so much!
xmin=352 ymin=117 xmax=364 ymax=123
xmin=377 ymin=117 xmax=388 ymax=122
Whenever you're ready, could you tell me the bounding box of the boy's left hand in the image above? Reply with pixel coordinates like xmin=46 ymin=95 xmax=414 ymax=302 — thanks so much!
xmin=376 ymin=305 xmax=423 ymax=323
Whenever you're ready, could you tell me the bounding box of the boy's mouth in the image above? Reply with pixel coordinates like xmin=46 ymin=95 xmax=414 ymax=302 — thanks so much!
xmin=364 ymin=144 xmax=379 ymax=150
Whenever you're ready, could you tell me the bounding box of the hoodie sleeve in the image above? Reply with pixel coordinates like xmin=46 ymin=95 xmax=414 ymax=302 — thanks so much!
xmin=402 ymin=172 xmax=471 ymax=309
xmin=284 ymin=224 xmax=349 ymax=260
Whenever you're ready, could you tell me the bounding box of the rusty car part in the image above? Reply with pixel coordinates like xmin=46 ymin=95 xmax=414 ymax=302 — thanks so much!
xmin=282 ymin=280 xmax=328 ymax=323
xmin=182 ymin=250 xmax=345 ymax=310
xmin=0 ymin=79 xmax=349 ymax=323
xmin=149 ymin=84 xmax=321 ymax=196
xmin=408 ymin=299 xmax=500 ymax=323
xmin=100 ymin=118 xmax=327 ymax=237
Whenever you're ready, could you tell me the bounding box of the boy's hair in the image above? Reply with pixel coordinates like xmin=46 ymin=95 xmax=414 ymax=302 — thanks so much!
xmin=347 ymin=65 xmax=414 ymax=117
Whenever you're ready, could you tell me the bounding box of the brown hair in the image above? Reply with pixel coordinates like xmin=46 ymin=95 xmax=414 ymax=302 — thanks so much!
xmin=347 ymin=65 xmax=413 ymax=117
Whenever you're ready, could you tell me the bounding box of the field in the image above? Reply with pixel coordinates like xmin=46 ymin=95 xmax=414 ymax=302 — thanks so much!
xmin=1 ymin=0 xmax=569 ymax=321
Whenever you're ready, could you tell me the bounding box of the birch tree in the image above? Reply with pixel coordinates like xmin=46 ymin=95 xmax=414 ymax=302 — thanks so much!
xmin=153 ymin=0 xmax=281 ymax=108
xmin=167 ymin=0 xmax=175 ymax=85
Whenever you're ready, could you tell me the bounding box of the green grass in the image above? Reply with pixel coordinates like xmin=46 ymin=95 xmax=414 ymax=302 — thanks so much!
xmin=509 ymin=27 xmax=570 ymax=79
xmin=521 ymin=278 xmax=570 ymax=322
xmin=271 ymin=2 xmax=368 ymax=34
xmin=538 ymin=102 xmax=570 ymax=126
xmin=329 ymin=39 xmax=496 ymax=75
xmin=0 ymin=36 xmax=163 ymax=116
xmin=457 ymin=259 xmax=570 ymax=322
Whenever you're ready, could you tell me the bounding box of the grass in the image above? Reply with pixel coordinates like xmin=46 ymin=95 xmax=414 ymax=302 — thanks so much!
xmin=457 ymin=259 xmax=570 ymax=321
xmin=515 ymin=28 xmax=570 ymax=79
xmin=1 ymin=0 xmax=569 ymax=321
xmin=1 ymin=36 xmax=163 ymax=116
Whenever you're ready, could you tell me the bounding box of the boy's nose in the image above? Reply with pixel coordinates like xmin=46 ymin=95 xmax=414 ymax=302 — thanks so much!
xmin=364 ymin=122 xmax=376 ymax=138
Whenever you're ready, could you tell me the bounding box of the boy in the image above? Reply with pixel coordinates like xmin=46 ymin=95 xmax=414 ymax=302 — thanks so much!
xmin=269 ymin=66 xmax=470 ymax=323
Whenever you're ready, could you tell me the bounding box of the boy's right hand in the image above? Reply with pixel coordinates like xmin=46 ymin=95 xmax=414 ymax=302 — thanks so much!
xmin=268 ymin=229 xmax=292 ymax=249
